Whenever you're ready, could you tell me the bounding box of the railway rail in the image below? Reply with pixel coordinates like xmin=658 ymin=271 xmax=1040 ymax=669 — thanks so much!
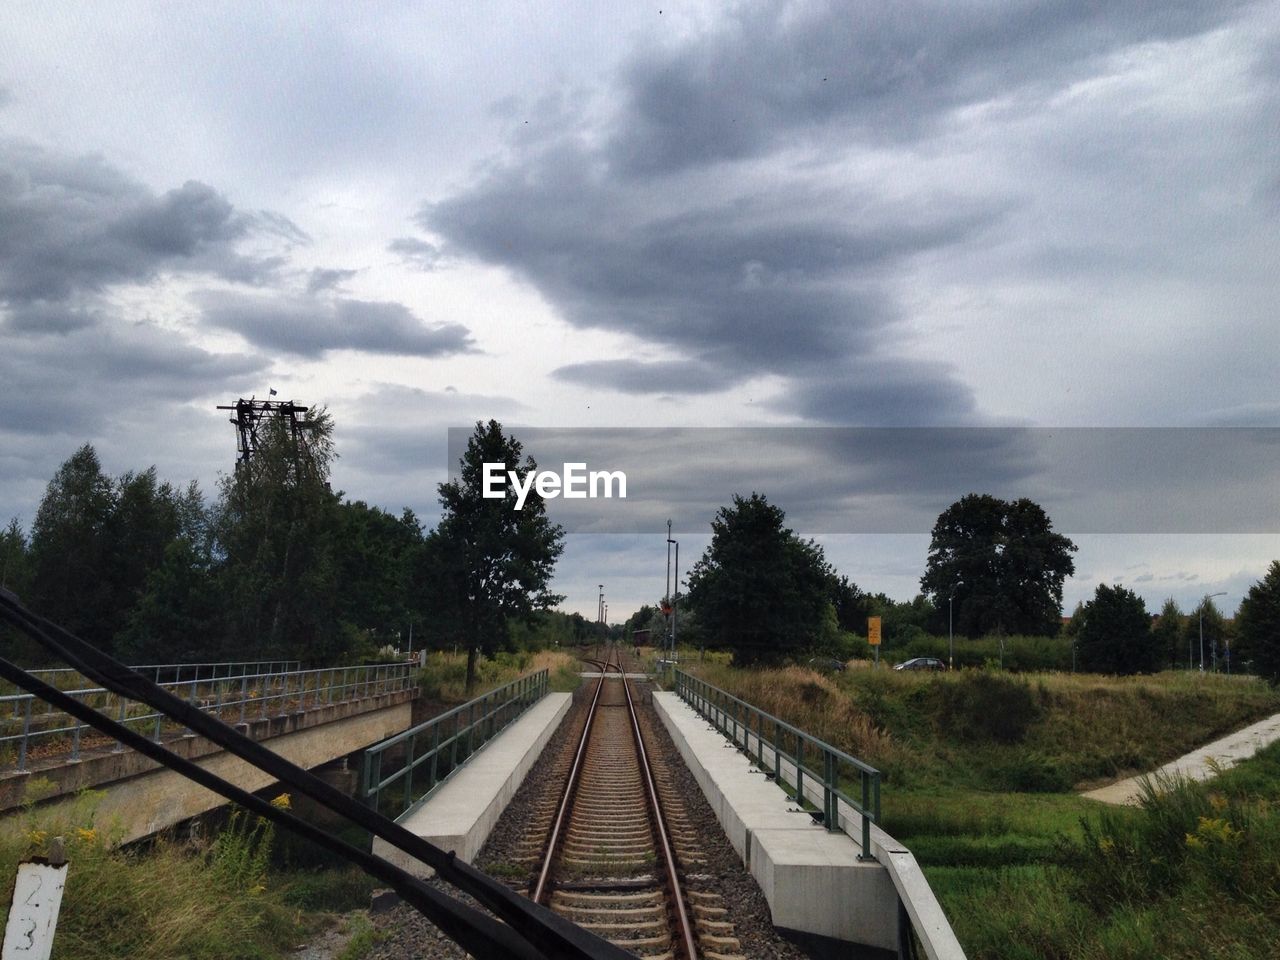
xmin=525 ymin=650 xmax=744 ymax=960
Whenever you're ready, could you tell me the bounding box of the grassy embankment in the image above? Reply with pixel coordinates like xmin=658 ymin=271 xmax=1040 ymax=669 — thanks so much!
xmin=687 ymin=659 xmax=1280 ymax=959
xmin=416 ymin=647 xmax=583 ymax=703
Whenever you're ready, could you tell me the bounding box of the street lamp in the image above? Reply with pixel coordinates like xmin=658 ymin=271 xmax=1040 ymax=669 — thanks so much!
xmin=1200 ymin=592 xmax=1226 ymax=672
xmin=948 ymin=580 xmax=964 ymax=671
xmin=667 ymin=538 xmax=679 ymax=668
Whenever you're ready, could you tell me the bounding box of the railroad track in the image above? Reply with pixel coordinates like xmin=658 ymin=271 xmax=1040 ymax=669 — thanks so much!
xmin=522 ymin=650 xmax=745 ymax=960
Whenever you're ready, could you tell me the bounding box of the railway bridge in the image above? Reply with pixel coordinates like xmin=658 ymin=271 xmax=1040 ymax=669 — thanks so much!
xmin=0 ymin=659 xmax=416 ymax=843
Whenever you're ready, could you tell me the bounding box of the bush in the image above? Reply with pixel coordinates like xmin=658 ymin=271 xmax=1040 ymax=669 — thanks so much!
xmin=933 ymin=672 xmax=1043 ymax=744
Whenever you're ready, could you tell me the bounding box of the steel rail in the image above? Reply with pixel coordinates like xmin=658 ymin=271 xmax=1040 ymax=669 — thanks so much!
xmin=615 ymin=658 xmax=699 ymax=960
xmin=531 ymin=654 xmax=610 ymax=903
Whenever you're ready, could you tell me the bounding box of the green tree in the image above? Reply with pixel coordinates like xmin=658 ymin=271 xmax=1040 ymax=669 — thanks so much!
xmin=427 ymin=420 xmax=565 ymax=691
xmin=921 ymin=493 xmax=1076 ymax=637
xmin=1181 ymin=597 xmax=1226 ymax=673
xmin=685 ymin=492 xmax=832 ymax=666
xmin=212 ymin=406 xmax=344 ymax=661
xmin=0 ymin=518 xmax=39 ymax=662
xmin=333 ymin=502 xmax=424 ymax=646
xmin=828 ymin=573 xmax=870 ymax=635
xmin=28 ymin=444 xmax=117 ymax=651
xmin=1237 ymin=561 xmax=1280 ymax=683
xmin=118 ymin=536 xmax=220 ymax=662
xmin=1076 ymin=584 xmax=1156 ymax=675
xmin=1151 ymin=597 xmax=1184 ymax=671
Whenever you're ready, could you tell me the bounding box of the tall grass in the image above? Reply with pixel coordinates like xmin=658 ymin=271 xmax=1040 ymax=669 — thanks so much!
xmin=3 ymin=793 xmax=313 ymax=960
xmin=691 ymin=662 xmax=1280 ymax=790
xmin=416 ymin=648 xmax=582 ymax=703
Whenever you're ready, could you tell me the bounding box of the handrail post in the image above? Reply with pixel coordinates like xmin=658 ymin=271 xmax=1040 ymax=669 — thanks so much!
xmin=17 ymin=698 xmax=31 ymax=771
xmin=824 ymin=750 xmax=836 ymax=831
xmin=860 ymin=772 xmax=874 ymax=860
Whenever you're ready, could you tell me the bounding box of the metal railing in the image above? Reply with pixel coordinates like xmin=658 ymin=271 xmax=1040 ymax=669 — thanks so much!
xmin=1 ymin=662 xmax=412 ymax=772
xmin=362 ymin=669 xmax=549 ymax=818
xmin=674 ymin=669 xmax=881 ymax=859
xmin=1 ymin=660 xmax=302 ymax=702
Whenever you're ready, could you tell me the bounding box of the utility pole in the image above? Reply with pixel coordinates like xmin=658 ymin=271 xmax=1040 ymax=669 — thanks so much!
xmin=1200 ymin=592 xmax=1226 ymax=673
xmin=667 ymin=537 xmax=679 ymax=670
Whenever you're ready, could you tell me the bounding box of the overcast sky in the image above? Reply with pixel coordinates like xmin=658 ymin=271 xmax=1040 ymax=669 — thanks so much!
xmin=2 ymin=1 xmax=1278 ymax=620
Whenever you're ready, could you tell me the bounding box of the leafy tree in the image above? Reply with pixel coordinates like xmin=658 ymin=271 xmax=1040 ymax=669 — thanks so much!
xmin=1151 ymin=597 xmax=1184 ymax=670
xmin=685 ymin=492 xmax=832 ymax=666
xmin=921 ymin=494 xmax=1076 ymax=637
xmin=1076 ymin=584 xmax=1156 ymax=675
xmin=828 ymin=573 xmax=871 ymax=635
xmin=118 ymin=536 xmax=221 ymax=662
xmin=867 ymin=592 xmax=937 ymax=648
xmin=427 ymin=421 xmax=565 ymax=691
xmin=28 ymin=444 xmax=117 ymax=651
xmin=333 ymin=502 xmax=423 ymax=645
xmin=1062 ymin=600 xmax=1086 ymax=639
xmin=1237 ymin=561 xmax=1280 ymax=683
xmin=212 ymin=406 xmax=345 ymax=661
xmin=1182 ymin=596 xmax=1226 ymax=672
xmin=0 ymin=518 xmax=40 ymax=662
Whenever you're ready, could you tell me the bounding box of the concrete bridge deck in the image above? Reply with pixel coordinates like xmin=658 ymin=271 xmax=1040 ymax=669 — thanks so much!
xmin=0 ymin=662 xmax=416 ymax=842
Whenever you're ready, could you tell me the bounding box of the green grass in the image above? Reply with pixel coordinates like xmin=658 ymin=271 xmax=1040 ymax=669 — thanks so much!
xmin=416 ymin=648 xmax=583 ymax=703
xmin=689 ymin=662 xmax=1280 ymax=791
xmin=3 ymin=794 xmax=321 ymax=960
xmin=335 ymin=914 xmax=382 ymax=960
xmin=685 ymin=659 xmax=1280 ymax=958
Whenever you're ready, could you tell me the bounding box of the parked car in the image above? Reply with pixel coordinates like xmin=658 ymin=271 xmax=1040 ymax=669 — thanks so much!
xmin=806 ymin=656 xmax=847 ymax=673
xmin=893 ymin=657 xmax=945 ymax=672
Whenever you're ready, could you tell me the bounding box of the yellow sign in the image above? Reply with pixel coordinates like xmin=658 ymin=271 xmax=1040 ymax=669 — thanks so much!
xmin=868 ymin=616 xmax=882 ymax=646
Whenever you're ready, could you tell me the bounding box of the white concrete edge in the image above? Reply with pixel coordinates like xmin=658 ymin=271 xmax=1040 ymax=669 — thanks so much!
xmin=372 ymin=692 xmax=571 ymax=875
xmin=676 ymin=688 xmax=967 ymax=960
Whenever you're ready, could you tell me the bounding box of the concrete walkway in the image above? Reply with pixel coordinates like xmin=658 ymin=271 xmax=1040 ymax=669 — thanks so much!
xmin=1082 ymin=710 xmax=1280 ymax=805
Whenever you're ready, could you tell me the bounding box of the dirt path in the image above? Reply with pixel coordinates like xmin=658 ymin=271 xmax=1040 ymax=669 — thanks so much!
xmin=1082 ymin=711 xmax=1280 ymax=805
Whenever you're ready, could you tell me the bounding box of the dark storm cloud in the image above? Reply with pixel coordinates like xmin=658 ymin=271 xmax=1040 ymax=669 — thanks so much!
xmin=552 ymin=359 xmax=737 ymax=395
xmin=778 ymin=358 xmax=979 ymax=425
xmin=0 ymin=140 xmax=297 ymax=307
xmin=306 ymin=267 xmax=357 ymax=294
xmin=3 ymin=302 xmax=102 ymax=335
xmin=427 ymin=152 xmax=992 ymax=373
xmin=609 ymin=0 xmax=1252 ymax=175
xmin=420 ymin=0 xmax=1259 ymax=425
xmin=388 ymin=237 xmax=442 ymax=270
xmin=444 ymin=427 xmax=1280 ymax=535
xmin=197 ymin=290 xmax=475 ymax=359
xmin=0 ymin=321 xmax=267 ymax=436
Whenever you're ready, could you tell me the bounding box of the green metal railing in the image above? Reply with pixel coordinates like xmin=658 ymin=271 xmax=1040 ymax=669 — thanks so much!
xmin=361 ymin=669 xmax=549 ymax=818
xmin=674 ymin=670 xmax=881 ymax=859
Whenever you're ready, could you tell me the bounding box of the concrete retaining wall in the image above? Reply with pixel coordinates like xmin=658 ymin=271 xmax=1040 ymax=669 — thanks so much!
xmin=654 ymin=691 xmax=966 ymax=960
xmin=373 ymin=692 xmax=571 ymax=877
xmin=5 ymin=699 xmax=413 ymax=844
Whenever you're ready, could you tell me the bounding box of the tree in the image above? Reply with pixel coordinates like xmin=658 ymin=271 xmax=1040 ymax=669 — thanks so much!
xmin=28 ymin=444 xmax=117 ymax=651
xmin=1151 ymin=598 xmax=1184 ymax=670
xmin=1182 ymin=597 xmax=1226 ymax=673
xmin=333 ymin=502 xmax=424 ymax=645
xmin=685 ymin=492 xmax=833 ymax=666
xmin=1237 ymin=561 xmax=1280 ymax=683
xmin=828 ymin=573 xmax=871 ymax=635
xmin=212 ymin=406 xmax=345 ymax=661
xmin=921 ymin=494 xmax=1076 ymax=637
xmin=1076 ymin=584 xmax=1156 ymax=674
xmin=0 ymin=518 xmax=40 ymax=663
xmin=428 ymin=421 xmax=565 ymax=691
xmin=118 ymin=536 xmax=220 ymax=662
